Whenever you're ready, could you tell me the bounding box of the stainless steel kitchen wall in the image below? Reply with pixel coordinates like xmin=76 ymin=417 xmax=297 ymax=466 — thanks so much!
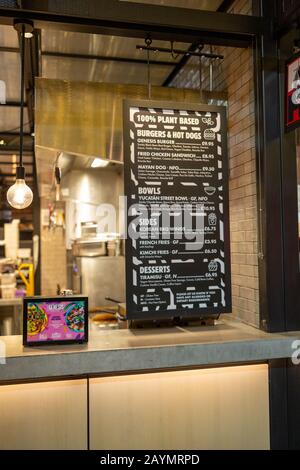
xmin=35 ymin=79 xmax=226 ymax=183
xmin=62 ymin=168 xmax=123 ymax=249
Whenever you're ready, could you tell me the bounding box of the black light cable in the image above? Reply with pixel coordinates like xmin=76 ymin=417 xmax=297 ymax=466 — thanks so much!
xmin=7 ymin=20 xmax=34 ymax=210
xmin=19 ymin=23 xmax=25 ymax=170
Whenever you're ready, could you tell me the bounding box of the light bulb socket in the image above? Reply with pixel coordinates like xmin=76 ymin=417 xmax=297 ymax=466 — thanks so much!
xmin=13 ymin=20 xmax=34 ymax=36
xmin=16 ymin=166 xmax=25 ymax=180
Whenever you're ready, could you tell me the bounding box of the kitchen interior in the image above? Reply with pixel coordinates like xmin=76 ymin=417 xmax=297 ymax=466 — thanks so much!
xmin=0 ymin=6 xmax=228 ymax=334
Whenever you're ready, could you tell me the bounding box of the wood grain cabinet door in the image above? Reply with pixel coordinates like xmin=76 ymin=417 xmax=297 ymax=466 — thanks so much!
xmin=89 ymin=365 xmax=270 ymax=450
xmin=0 ymin=379 xmax=88 ymax=450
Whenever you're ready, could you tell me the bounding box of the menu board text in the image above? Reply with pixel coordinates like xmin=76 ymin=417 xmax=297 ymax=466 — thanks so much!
xmin=123 ymin=101 xmax=231 ymax=320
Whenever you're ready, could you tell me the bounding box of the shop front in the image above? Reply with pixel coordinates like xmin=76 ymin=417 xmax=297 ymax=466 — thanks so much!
xmin=0 ymin=0 xmax=299 ymax=451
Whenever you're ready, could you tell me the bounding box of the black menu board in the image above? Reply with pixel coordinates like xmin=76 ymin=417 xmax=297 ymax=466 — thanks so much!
xmin=123 ymin=100 xmax=231 ymax=320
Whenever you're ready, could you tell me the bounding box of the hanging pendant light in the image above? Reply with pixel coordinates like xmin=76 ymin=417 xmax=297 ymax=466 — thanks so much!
xmin=7 ymin=20 xmax=34 ymax=210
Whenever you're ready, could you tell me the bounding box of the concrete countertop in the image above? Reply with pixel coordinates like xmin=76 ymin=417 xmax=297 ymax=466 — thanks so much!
xmin=0 ymin=316 xmax=299 ymax=382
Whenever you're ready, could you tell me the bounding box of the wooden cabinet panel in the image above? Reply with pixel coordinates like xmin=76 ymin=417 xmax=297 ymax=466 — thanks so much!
xmin=90 ymin=365 xmax=270 ymax=450
xmin=0 ymin=379 xmax=87 ymax=450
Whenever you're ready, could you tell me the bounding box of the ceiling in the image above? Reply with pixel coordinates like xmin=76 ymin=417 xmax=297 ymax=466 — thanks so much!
xmin=41 ymin=32 xmax=186 ymax=85
xmin=0 ymin=0 xmax=224 ymax=179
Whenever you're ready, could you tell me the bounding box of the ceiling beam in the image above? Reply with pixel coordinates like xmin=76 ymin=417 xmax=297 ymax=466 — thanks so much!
xmin=0 ymin=150 xmax=33 ymax=155
xmin=42 ymin=50 xmax=175 ymax=67
xmin=162 ymin=0 xmax=237 ymax=87
xmin=0 ymin=101 xmax=27 ymax=107
xmin=0 ymin=160 xmax=33 ymax=164
xmin=0 ymin=46 xmax=181 ymax=67
xmin=0 ymin=173 xmax=34 ymax=177
xmin=0 ymin=151 xmax=33 ymax=156
xmin=0 ymin=1 xmax=270 ymax=45
xmin=0 ymin=46 xmax=19 ymax=53
xmin=0 ymin=132 xmax=32 ymax=137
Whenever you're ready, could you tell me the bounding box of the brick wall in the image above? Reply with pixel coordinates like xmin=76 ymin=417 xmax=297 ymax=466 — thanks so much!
xmin=171 ymin=0 xmax=259 ymax=326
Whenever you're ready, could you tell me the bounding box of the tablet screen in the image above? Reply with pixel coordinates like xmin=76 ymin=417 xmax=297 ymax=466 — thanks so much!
xmin=23 ymin=297 xmax=88 ymax=346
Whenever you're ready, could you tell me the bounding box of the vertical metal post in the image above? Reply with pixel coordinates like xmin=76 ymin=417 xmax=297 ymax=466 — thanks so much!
xmin=253 ymin=0 xmax=286 ymax=332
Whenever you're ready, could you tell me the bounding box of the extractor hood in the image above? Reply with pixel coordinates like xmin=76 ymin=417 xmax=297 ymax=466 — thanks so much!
xmin=35 ymin=78 xmax=227 ymax=198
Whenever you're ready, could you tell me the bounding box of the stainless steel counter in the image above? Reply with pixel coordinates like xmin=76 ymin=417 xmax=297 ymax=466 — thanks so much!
xmin=0 ymin=316 xmax=299 ymax=382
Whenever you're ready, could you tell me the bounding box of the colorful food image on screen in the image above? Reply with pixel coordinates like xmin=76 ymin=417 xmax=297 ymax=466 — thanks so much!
xmin=26 ymin=300 xmax=86 ymax=343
